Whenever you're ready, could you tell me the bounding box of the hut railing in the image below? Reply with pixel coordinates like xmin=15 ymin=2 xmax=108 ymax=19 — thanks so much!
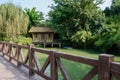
xmin=0 ymin=41 xmax=120 ymax=80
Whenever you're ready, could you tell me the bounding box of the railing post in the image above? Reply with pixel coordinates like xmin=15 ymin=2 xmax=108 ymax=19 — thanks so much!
xmin=98 ymin=54 xmax=114 ymax=80
xmin=50 ymin=51 xmax=58 ymax=80
xmin=29 ymin=44 xmax=34 ymax=76
xmin=0 ymin=42 xmax=3 ymax=52
xmin=17 ymin=45 xmax=22 ymax=67
xmin=1 ymin=43 xmax=5 ymax=56
xmin=8 ymin=43 xmax=12 ymax=61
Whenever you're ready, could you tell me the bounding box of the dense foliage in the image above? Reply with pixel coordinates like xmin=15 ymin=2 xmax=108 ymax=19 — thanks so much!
xmin=48 ymin=0 xmax=120 ymax=54
xmin=48 ymin=0 xmax=104 ymax=47
xmin=94 ymin=0 xmax=120 ymax=54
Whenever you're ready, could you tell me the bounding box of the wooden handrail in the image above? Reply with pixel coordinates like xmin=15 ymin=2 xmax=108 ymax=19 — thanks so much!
xmin=54 ymin=51 xmax=98 ymax=66
xmin=0 ymin=41 xmax=120 ymax=80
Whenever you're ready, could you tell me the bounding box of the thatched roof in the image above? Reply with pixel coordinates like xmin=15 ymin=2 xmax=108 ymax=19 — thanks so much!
xmin=29 ymin=27 xmax=54 ymax=33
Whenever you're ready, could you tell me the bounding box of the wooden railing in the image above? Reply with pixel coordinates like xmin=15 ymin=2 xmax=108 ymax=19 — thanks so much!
xmin=0 ymin=41 xmax=120 ymax=80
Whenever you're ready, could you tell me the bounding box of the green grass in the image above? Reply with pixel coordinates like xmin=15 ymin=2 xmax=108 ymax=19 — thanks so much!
xmin=21 ymin=47 xmax=120 ymax=80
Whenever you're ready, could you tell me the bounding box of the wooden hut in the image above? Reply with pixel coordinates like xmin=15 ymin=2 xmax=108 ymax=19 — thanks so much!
xmin=29 ymin=27 xmax=54 ymax=43
xmin=29 ymin=27 xmax=61 ymax=47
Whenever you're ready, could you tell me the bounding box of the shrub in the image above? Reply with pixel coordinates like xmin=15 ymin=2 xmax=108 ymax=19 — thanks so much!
xmin=14 ymin=36 xmax=32 ymax=45
xmin=3 ymin=36 xmax=32 ymax=45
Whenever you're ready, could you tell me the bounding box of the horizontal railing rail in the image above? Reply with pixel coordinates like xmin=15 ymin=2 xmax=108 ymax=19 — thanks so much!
xmin=0 ymin=41 xmax=120 ymax=80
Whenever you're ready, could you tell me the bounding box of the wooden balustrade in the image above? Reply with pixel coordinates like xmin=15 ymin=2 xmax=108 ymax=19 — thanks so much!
xmin=0 ymin=41 xmax=120 ymax=80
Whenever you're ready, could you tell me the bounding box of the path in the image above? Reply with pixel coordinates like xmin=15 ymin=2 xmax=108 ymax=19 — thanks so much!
xmin=0 ymin=53 xmax=45 ymax=80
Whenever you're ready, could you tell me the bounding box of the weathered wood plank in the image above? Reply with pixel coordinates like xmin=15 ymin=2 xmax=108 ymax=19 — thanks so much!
xmin=31 ymin=68 xmax=51 ymax=80
xmin=29 ymin=44 xmax=35 ymax=75
xmin=98 ymin=54 xmax=114 ymax=80
xmin=55 ymin=51 xmax=98 ymax=66
xmin=111 ymin=62 xmax=120 ymax=80
xmin=32 ymin=52 xmax=41 ymax=71
xmin=82 ymin=67 xmax=98 ymax=80
xmin=56 ymin=58 xmax=70 ymax=80
xmin=32 ymin=47 xmax=52 ymax=55
xmin=50 ymin=52 xmax=58 ymax=80
xmin=40 ymin=56 xmax=50 ymax=73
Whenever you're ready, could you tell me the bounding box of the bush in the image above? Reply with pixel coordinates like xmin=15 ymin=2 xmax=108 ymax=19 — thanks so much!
xmin=3 ymin=36 xmax=32 ymax=45
xmin=14 ymin=36 xmax=32 ymax=45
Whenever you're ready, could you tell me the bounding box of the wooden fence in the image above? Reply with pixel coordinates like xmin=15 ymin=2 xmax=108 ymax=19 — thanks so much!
xmin=0 ymin=41 xmax=120 ymax=80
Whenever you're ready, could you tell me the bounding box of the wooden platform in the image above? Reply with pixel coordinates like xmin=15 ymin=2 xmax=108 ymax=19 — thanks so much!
xmin=33 ymin=42 xmax=61 ymax=48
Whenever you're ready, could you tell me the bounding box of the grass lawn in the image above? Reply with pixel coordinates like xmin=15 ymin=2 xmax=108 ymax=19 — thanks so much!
xmin=21 ymin=47 xmax=120 ymax=80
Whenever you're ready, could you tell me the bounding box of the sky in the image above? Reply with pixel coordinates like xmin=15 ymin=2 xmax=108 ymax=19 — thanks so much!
xmin=0 ymin=0 xmax=112 ymax=17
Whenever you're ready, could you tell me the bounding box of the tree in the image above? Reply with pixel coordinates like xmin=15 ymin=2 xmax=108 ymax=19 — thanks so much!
xmin=48 ymin=0 xmax=76 ymax=40
xmin=95 ymin=0 xmax=120 ymax=54
xmin=111 ymin=0 xmax=120 ymax=8
xmin=0 ymin=3 xmax=29 ymax=40
xmin=104 ymin=0 xmax=120 ymax=17
xmin=48 ymin=0 xmax=103 ymax=47
xmin=24 ymin=7 xmax=44 ymax=31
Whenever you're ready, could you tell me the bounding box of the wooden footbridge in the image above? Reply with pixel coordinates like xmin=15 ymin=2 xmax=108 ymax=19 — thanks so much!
xmin=0 ymin=41 xmax=120 ymax=80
